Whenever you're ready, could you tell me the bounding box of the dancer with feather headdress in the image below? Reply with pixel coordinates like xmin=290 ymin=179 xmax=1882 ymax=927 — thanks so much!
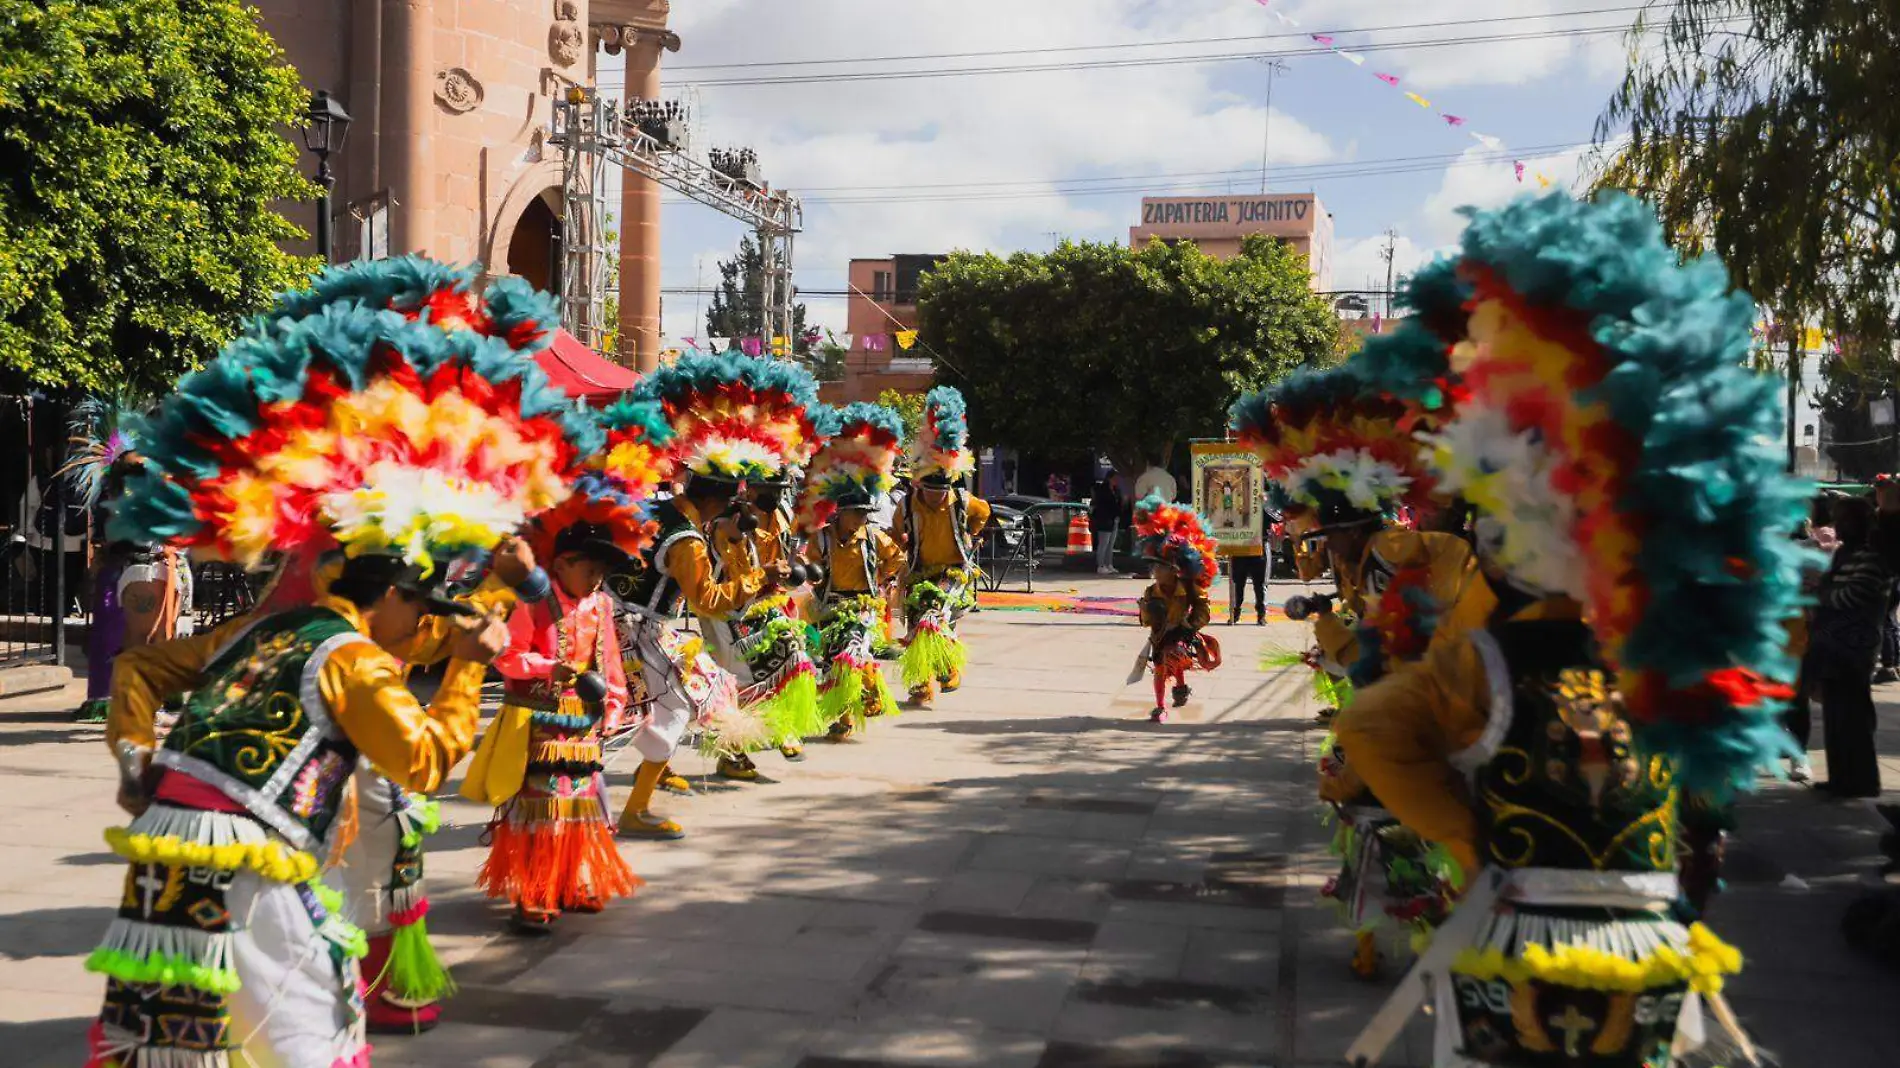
xmin=1339 ymin=193 xmax=1809 ymax=1067
xmin=796 ymin=403 xmax=907 ymax=741
xmin=1132 ymin=494 xmax=1223 ymax=724
xmin=895 ymin=387 xmax=991 ymax=707
xmin=85 ymin=256 xmax=595 ymax=1066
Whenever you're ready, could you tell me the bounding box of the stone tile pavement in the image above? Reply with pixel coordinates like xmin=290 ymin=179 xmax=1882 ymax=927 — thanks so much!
xmin=3 ymin=574 xmax=1899 ymax=1066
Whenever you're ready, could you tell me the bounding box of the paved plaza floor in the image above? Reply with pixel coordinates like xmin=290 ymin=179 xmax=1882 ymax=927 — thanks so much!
xmin=3 ymin=576 xmax=1899 ymax=1066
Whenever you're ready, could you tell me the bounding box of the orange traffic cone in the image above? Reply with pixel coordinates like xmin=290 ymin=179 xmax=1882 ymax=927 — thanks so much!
xmin=1066 ymin=514 xmax=1093 ymax=570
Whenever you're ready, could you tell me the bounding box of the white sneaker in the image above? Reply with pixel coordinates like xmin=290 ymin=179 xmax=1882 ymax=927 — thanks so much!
xmin=1097 ymin=566 xmax=1117 ymax=575
xmin=1789 ymin=759 xmax=1814 ymax=785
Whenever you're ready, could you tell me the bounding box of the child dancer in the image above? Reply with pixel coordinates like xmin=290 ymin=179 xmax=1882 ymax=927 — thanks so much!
xmin=1132 ymin=494 xmax=1222 ymax=723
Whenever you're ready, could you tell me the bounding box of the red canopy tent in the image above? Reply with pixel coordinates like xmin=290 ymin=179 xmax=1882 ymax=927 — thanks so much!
xmin=535 ymin=328 xmax=640 ymax=401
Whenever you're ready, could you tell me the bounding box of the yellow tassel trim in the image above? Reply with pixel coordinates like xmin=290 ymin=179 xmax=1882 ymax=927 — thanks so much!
xmin=507 ymin=796 xmax=606 ymax=824
xmin=105 ymin=828 xmax=321 ymax=884
xmin=1450 ymin=923 xmax=1741 ymax=996
xmin=530 ymin=739 xmax=603 ymax=763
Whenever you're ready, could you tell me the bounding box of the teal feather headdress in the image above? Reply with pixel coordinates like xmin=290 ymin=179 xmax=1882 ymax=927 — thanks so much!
xmin=1230 ymin=363 xmax=1431 ymax=525
xmin=110 ymin=255 xmax=603 ymax=573
xmin=797 ymin=403 xmax=905 ymax=532
xmin=1426 ymin=192 xmax=1815 ymax=797
xmin=632 ymin=352 xmax=821 ymax=482
xmin=59 ymin=391 xmax=148 ymax=512
xmin=911 ymin=386 xmax=973 ymax=483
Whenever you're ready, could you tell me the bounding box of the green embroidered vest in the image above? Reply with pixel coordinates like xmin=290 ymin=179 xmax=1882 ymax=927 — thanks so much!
xmin=1474 ymin=620 xmax=1679 ymax=874
xmin=157 ymin=606 xmax=368 ymax=853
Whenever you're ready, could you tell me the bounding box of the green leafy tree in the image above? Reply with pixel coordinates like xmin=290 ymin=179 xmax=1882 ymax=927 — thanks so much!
xmin=0 ymin=0 xmax=316 ymax=395
xmin=877 ymin=387 xmax=927 ymax=441
xmin=704 ymin=233 xmax=810 ymax=362
xmin=1595 ymin=1 xmax=1900 ymax=378
xmin=918 ymin=236 xmax=1337 ymax=477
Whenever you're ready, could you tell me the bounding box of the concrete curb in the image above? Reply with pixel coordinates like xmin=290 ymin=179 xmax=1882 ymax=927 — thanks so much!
xmin=0 ymin=662 xmax=75 ymax=697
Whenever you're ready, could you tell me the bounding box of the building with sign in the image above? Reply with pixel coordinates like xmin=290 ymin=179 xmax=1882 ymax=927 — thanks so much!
xmin=835 ymin=254 xmax=945 ymax=402
xmin=1128 ymin=192 xmax=1333 ymax=290
xmin=254 ymin=0 xmax=676 ymax=369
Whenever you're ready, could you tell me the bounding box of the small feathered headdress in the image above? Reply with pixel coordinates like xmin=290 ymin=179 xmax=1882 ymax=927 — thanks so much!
xmin=796 ymin=403 xmax=905 ymax=533
xmin=1427 ymin=192 xmax=1814 ymax=796
xmin=1229 ymin=364 xmax=1434 ymax=526
xmin=111 ymin=256 xmax=603 ymax=575
xmin=633 ymin=352 xmax=820 ymax=482
xmin=910 ymin=386 xmax=973 ymax=485
xmin=1133 ymin=493 xmax=1219 ymax=593
xmin=534 ymin=397 xmax=678 ymax=563
xmin=59 ymin=391 xmax=147 ymax=511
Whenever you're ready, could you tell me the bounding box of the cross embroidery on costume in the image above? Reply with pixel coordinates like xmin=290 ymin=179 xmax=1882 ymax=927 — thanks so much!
xmin=1548 ymin=1004 xmax=1598 ymax=1057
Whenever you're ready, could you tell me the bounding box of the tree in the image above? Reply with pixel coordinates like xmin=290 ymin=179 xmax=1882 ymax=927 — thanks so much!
xmin=917 ymin=236 xmax=1337 ymax=477
xmin=1595 ymin=2 xmax=1900 ymax=361
xmin=0 ymin=0 xmax=316 ymax=395
xmin=704 ymin=233 xmax=811 ymax=363
xmin=877 ymin=387 xmax=927 ymax=441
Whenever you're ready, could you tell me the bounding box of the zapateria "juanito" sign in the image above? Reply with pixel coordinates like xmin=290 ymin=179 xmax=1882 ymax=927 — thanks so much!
xmin=1139 ymin=197 xmax=1312 ymax=226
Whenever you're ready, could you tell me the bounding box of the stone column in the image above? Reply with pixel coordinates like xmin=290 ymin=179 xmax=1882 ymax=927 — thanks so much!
xmin=384 ymin=0 xmax=435 ymax=255
xmin=618 ymin=29 xmax=664 ymax=372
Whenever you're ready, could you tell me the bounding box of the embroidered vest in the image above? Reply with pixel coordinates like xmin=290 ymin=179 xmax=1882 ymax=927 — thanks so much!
xmin=616 ymin=499 xmax=704 ymax=618
xmin=1474 ymin=620 xmax=1679 ymax=874
xmin=156 ymin=607 xmax=367 ymax=853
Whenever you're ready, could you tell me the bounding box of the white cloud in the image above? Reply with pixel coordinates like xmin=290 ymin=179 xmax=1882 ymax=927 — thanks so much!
xmin=1419 ymin=142 xmax=1600 ymax=245
xmin=604 ymin=0 xmax=1638 ymax=340
xmin=1331 ymin=232 xmax=1437 ymax=297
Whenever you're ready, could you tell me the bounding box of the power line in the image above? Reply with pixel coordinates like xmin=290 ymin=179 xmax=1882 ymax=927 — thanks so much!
xmin=627 ymin=23 xmax=1707 ymax=89
xmin=655 ymin=5 xmax=1664 ymax=72
xmin=648 ymin=142 xmax=1591 ymax=209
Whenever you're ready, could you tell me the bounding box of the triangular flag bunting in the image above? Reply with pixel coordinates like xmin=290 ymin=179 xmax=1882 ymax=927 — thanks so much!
xmin=1442 ymin=114 xmax=1465 ymax=126
xmin=1513 ymin=161 xmax=1525 ymax=183
xmin=1336 ymin=50 xmax=1365 ymax=65
xmin=1405 ymin=92 xmax=1431 ymax=108
xmin=1472 ymin=133 xmax=1504 ymax=151
xmin=1374 ymin=73 xmax=1400 ymax=86
xmin=1311 ymin=34 xmax=1334 ymax=45
xmin=895 ymin=330 xmax=919 ymax=351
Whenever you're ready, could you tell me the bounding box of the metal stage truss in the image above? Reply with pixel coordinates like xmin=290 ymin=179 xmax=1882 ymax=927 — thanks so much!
xmin=551 ymin=88 xmax=803 ymax=357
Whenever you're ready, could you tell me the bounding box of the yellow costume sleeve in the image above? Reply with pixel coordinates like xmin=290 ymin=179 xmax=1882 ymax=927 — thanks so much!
xmin=1186 ymin=592 xmax=1211 ymax=632
xmin=323 ymin=641 xmax=487 ymax=796
xmin=966 ymin=495 xmax=992 ymax=537
xmin=1331 ymin=637 xmax=1493 ymax=875
xmin=106 ymin=615 xmax=258 ymax=753
xmin=392 ymin=574 xmax=519 ymax=667
xmin=1313 ymin=612 xmax=1359 ymax=672
xmin=1138 ymin=584 xmax=1163 ymax=628
xmin=874 ymin=530 xmax=904 ymax=584
xmin=667 ymin=536 xmax=761 ymax=619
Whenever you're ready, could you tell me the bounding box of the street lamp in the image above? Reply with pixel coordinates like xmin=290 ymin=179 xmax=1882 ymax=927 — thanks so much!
xmin=302 ymin=90 xmax=352 ymax=263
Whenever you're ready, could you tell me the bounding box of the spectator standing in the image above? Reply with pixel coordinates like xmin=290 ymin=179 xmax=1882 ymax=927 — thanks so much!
xmin=1089 ymin=477 xmax=1123 ymax=575
xmin=1809 ymin=494 xmax=1890 ymax=798
xmin=1227 ymin=508 xmax=1268 ymax=625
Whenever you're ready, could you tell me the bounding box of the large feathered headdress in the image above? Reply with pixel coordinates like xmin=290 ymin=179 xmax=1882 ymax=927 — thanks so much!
xmin=533 ymin=397 xmax=678 ymax=563
xmin=796 ymin=403 xmax=905 ymax=533
xmin=1229 ymin=364 xmax=1435 ymax=527
xmin=633 ymin=352 xmax=820 ymax=483
xmin=1426 ymin=192 xmax=1813 ymax=795
xmin=110 ymin=257 xmax=603 ymax=575
xmin=910 ymin=386 xmax=973 ymax=485
xmin=1133 ymin=493 xmax=1219 ymax=593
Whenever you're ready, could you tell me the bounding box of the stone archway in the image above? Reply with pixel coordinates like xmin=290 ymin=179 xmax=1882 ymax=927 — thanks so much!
xmin=506 ymin=192 xmax=563 ymax=294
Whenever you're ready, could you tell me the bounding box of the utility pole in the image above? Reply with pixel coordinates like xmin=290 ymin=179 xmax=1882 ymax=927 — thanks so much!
xmin=1379 ymin=228 xmax=1399 ymax=324
xmin=1258 ymin=59 xmax=1290 ymax=194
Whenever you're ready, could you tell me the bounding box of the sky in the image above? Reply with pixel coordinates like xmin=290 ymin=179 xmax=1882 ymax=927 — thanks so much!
xmin=593 ymin=0 xmax=1641 ymax=343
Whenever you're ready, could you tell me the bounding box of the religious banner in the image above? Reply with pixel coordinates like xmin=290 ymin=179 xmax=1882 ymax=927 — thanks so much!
xmin=1190 ymin=441 xmax=1265 ymax=557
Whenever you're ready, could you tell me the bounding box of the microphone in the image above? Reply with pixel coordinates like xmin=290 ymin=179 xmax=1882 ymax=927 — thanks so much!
xmin=1283 ymin=593 xmax=1335 ymax=621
